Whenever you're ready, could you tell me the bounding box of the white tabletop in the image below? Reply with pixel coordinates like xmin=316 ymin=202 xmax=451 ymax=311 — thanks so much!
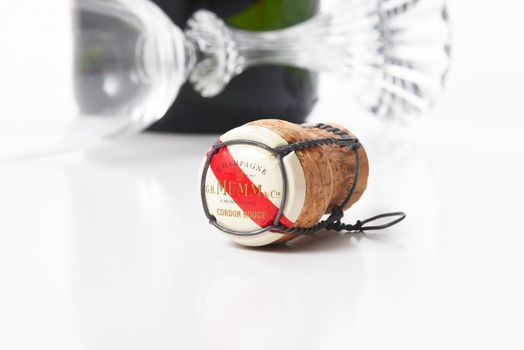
xmin=1 ymin=1 xmax=524 ymax=349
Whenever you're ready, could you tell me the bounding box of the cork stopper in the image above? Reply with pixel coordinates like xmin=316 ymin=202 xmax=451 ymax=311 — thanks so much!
xmin=201 ymin=119 xmax=369 ymax=246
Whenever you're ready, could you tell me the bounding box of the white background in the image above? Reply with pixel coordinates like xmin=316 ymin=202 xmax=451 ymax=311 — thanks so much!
xmin=1 ymin=1 xmax=524 ymax=349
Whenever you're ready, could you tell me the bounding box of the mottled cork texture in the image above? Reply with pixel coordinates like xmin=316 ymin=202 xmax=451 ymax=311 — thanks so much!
xmin=248 ymin=119 xmax=369 ymax=243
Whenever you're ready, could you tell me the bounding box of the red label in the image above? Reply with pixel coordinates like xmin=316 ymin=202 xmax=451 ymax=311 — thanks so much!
xmin=209 ymin=145 xmax=293 ymax=229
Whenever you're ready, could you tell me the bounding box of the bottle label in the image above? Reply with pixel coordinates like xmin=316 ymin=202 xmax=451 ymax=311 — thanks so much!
xmin=200 ymin=125 xmax=306 ymax=246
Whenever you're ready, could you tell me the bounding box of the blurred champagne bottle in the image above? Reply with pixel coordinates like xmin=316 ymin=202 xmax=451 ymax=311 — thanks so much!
xmin=148 ymin=0 xmax=319 ymax=133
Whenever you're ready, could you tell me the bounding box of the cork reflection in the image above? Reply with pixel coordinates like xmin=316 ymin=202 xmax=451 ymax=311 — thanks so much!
xmin=194 ymin=250 xmax=366 ymax=350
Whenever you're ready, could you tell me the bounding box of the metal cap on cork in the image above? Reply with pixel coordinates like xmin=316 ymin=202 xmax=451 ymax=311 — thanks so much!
xmin=199 ymin=124 xmax=307 ymax=247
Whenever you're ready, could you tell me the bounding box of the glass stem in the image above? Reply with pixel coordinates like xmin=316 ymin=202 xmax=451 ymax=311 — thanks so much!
xmin=228 ymin=15 xmax=361 ymax=76
xmin=185 ymin=9 xmax=364 ymax=97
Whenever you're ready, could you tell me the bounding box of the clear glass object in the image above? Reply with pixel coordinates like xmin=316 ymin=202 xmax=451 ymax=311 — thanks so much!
xmin=0 ymin=0 xmax=450 ymax=159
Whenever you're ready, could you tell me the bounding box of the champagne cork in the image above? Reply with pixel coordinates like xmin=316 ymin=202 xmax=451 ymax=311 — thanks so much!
xmin=200 ymin=119 xmax=369 ymax=246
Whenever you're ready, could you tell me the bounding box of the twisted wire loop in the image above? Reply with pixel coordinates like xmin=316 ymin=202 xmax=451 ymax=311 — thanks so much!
xmin=200 ymin=123 xmax=406 ymax=237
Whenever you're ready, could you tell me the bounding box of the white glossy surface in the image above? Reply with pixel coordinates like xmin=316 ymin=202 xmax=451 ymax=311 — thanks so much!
xmin=1 ymin=1 xmax=524 ymax=349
